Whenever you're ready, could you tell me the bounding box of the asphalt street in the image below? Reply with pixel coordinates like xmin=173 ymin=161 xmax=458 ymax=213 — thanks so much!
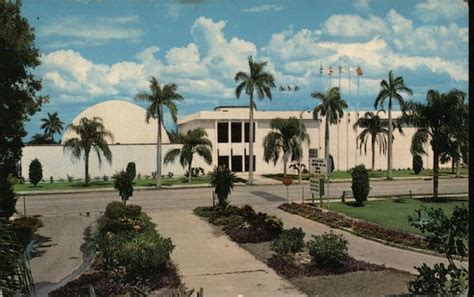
xmin=24 ymin=178 xmax=468 ymax=216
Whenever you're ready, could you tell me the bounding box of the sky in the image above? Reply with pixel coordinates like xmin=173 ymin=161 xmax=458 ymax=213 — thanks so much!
xmin=22 ymin=0 xmax=469 ymax=138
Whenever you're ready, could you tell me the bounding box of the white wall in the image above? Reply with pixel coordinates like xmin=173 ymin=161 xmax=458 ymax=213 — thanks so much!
xmin=21 ymin=144 xmax=213 ymax=181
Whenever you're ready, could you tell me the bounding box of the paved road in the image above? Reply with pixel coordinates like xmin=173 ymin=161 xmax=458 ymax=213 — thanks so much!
xmin=23 ymin=178 xmax=468 ymax=216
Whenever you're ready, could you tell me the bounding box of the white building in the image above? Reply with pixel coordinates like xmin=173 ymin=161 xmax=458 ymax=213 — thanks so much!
xmin=21 ymin=100 xmax=436 ymax=180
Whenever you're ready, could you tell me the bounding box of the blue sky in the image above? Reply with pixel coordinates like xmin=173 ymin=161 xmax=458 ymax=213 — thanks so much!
xmin=22 ymin=0 xmax=468 ymax=138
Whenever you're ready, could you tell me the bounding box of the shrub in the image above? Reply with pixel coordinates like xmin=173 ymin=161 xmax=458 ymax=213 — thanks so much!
xmin=351 ymin=165 xmax=370 ymax=206
xmin=113 ymin=170 xmax=134 ymax=205
xmin=126 ymin=162 xmax=136 ymax=180
xmin=211 ymin=215 xmax=244 ymax=230
xmin=308 ymin=231 xmax=348 ymax=268
xmin=271 ymin=227 xmax=305 ymax=259
xmin=227 ymin=212 xmax=283 ymax=243
xmin=413 ymin=154 xmax=423 ymax=174
xmin=66 ymin=174 xmax=74 ymax=182
xmin=50 ymin=176 xmax=53 ymax=183
xmin=168 ymin=172 xmax=174 ymax=178
xmin=28 ymin=158 xmax=42 ymax=187
xmin=408 ymin=263 xmax=468 ymax=296
xmin=210 ymin=165 xmax=236 ymax=208
xmin=102 ymin=175 xmax=109 ymax=182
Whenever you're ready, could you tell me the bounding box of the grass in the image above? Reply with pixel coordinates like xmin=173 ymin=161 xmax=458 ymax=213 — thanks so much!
xmin=263 ymin=167 xmax=469 ymax=181
xmin=14 ymin=175 xmax=247 ymax=192
xmin=326 ymin=196 xmax=468 ymax=235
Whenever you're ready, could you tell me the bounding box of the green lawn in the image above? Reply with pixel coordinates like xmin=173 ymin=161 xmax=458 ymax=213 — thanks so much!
xmin=264 ymin=167 xmax=469 ymax=181
xmin=326 ymin=197 xmax=468 ymax=235
xmin=14 ymin=175 xmax=247 ymax=192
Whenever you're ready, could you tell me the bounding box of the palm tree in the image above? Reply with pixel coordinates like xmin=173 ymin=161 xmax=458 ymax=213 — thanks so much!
xmin=312 ymin=87 xmax=348 ymax=175
xmin=40 ymin=112 xmax=64 ymax=143
xmin=135 ymin=77 xmax=183 ymax=188
xmin=63 ymin=117 xmax=114 ymax=185
xmin=263 ymin=117 xmax=309 ymax=176
xmin=353 ymin=110 xmax=403 ymax=172
xmin=374 ymin=70 xmax=413 ymax=179
xmin=163 ymin=128 xmax=212 ymax=183
xmin=235 ymin=56 xmax=276 ymax=184
xmin=401 ymin=89 xmax=465 ymax=201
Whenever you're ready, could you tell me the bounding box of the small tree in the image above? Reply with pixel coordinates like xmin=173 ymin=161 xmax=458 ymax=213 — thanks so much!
xmin=413 ymin=155 xmax=423 ymax=175
xmin=113 ymin=170 xmax=133 ymax=205
xmin=126 ymin=162 xmax=136 ymax=181
xmin=210 ymin=166 xmax=236 ymax=209
xmin=351 ymin=165 xmax=370 ymax=206
xmin=28 ymin=159 xmax=43 ymax=187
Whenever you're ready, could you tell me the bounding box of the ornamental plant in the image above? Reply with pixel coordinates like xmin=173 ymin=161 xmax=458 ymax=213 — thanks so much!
xmin=28 ymin=158 xmax=43 ymax=187
xmin=351 ymin=165 xmax=370 ymax=206
xmin=210 ymin=165 xmax=236 ymax=209
xmin=413 ymin=154 xmax=423 ymax=175
xmin=113 ymin=170 xmax=134 ymax=205
xmin=271 ymin=227 xmax=305 ymax=260
xmin=126 ymin=162 xmax=136 ymax=181
xmin=307 ymin=231 xmax=348 ymax=268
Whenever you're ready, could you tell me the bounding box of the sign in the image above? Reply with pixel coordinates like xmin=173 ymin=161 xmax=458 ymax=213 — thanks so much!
xmin=282 ymin=176 xmax=293 ymax=186
xmin=310 ymin=178 xmax=325 ymax=195
xmin=309 ymin=157 xmax=327 ymax=177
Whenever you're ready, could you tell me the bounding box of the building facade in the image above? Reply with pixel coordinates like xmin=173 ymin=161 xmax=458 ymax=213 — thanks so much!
xmin=21 ymin=100 xmax=437 ymax=180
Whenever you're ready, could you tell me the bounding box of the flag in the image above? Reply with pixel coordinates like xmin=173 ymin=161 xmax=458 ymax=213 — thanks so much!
xmin=328 ymin=65 xmax=333 ymax=76
xmin=356 ymin=66 xmax=363 ymax=76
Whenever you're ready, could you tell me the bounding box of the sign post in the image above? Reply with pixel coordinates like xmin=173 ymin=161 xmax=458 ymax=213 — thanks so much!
xmin=282 ymin=176 xmax=293 ymax=203
xmin=309 ymin=158 xmax=327 ymax=207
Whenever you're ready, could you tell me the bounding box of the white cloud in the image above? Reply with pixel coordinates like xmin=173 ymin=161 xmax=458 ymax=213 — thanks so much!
xmin=415 ymin=0 xmax=467 ymax=22
xmin=353 ymin=0 xmax=370 ymax=12
xmin=39 ymin=17 xmax=143 ymax=48
xmin=241 ymin=4 xmax=285 ymax=13
xmin=322 ymin=14 xmax=387 ymax=38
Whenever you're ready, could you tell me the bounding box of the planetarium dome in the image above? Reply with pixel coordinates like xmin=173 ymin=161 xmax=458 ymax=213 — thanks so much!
xmin=61 ymin=100 xmax=169 ymax=144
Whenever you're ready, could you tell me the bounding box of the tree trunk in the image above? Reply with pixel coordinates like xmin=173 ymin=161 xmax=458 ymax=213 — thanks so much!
xmin=456 ymin=143 xmax=461 ymax=177
xmin=188 ymin=160 xmax=193 ymax=183
xmin=433 ymin=148 xmax=439 ymax=201
xmin=156 ymin=104 xmax=163 ymax=188
xmin=325 ymin=115 xmax=330 ymax=177
xmin=85 ymin=151 xmax=89 ymax=185
xmin=371 ymin=136 xmax=376 ymax=172
xmin=283 ymin=153 xmax=288 ymax=177
xmin=387 ymin=98 xmax=393 ymax=179
xmin=248 ymin=95 xmax=255 ymax=184
xmin=451 ymin=158 xmax=455 ymax=174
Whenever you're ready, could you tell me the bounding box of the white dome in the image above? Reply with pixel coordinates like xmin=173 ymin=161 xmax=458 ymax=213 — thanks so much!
xmin=61 ymin=100 xmax=169 ymax=144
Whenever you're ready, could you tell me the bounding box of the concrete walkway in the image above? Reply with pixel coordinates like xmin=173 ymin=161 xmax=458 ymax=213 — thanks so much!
xmin=149 ymin=210 xmax=305 ymax=297
xmin=256 ymin=206 xmax=468 ymax=274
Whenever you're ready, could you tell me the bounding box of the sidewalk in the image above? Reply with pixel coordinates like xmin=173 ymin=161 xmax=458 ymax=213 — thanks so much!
xmin=255 ymin=205 xmax=467 ymax=274
xmin=148 ymin=210 xmax=305 ymax=297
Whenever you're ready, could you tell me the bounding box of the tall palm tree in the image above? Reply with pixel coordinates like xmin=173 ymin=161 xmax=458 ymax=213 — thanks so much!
xmin=163 ymin=128 xmax=212 ymax=183
xmin=135 ymin=77 xmax=183 ymax=188
xmin=263 ymin=117 xmax=309 ymax=176
xmin=374 ymin=70 xmax=413 ymax=179
xmin=401 ymin=89 xmax=465 ymax=201
xmin=40 ymin=112 xmax=64 ymax=143
xmin=353 ymin=110 xmax=403 ymax=172
xmin=235 ymin=56 xmax=276 ymax=184
xmin=312 ymin=87 xmax=348 ymax=175
xmin=63 ymin=117 xmax=114 ymax=185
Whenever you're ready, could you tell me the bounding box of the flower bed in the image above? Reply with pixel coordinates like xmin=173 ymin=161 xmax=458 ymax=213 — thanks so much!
xmin=50 ymin=202 xmax=181 ymax=295
xmin=279 ymin=203 xmax=429 ymax=251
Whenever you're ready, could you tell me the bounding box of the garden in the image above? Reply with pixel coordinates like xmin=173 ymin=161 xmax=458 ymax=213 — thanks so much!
xmin=49 ymin=201 xmax=183 ymax=296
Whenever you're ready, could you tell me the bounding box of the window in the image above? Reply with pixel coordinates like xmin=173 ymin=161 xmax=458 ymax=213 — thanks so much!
xmin=244 ymin=122 xmax=255 ymax=143
xmin=231 ymin=122 xmax=242 ymax=143
xmin=232 ymin=155 xmax=243 ymax=172
xmin=217 ymin=122 xmax=228 ymax=143
xmin=218 ymin=156 xmax=229 ymax=168
xmin=244 ymin=155 xmax=256 ymax=172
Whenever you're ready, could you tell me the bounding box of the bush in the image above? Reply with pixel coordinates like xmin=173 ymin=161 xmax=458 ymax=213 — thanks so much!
xmin=413 ymin=154 xmax=423 ymax=174
xmin=67 ymin=174 xmax=74 ymax=182
xmin=50 ymin=176 xmax=53 ymax=183
xmin=126 ymin=162 xmax=136 ymax=180
xmin=211 ymin=215 xmax=244 ymax=230
xmin=28 ymin=158 xmax=42 ymax=187
xmin=408 ymin=263 xmax=468 ymax=295
xmin=227 ymin=212 xmax=283 ymax=243
xmin=168 ymin=172 xmax=174 ymax=178
xmin=351 ymin=165 xmax=370 ymax=206
xmin=210 ymin=166 xmax=236 ymax=208
xmin=271 ymin=227 xmax=305 ymax=259
xmin=307 ymin=231 xmax=348 ymax=268
xmin=113 ymin=170 xmax=134 ymax=205
xmin=102 ymin=175 xmax=109 ymax=182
